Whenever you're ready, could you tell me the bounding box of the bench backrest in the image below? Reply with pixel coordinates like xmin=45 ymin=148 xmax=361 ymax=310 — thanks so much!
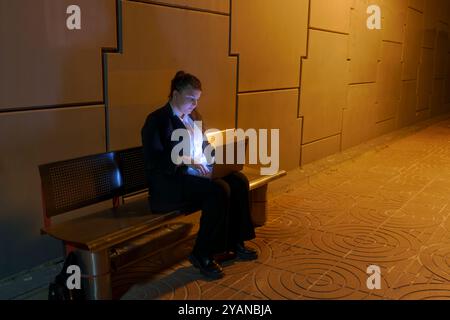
xmin=39 ymin=129 xmax=232 ymax=224
xmin=39 ymin=147 xmax=147 ymax=224
xmin=115 ymin=146 xmax=147 ymax=195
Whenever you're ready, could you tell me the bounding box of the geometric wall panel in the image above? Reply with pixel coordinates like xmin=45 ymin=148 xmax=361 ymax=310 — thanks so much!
xmin=398 ymin=80 xmax=418 ymax=127
xmin=376 ymin=42 xmax=403 ymax=122
xmin=376 ymin=99 xmax=399 ymax=124
xmin=342 ymin=84 xmax=376 ymax=149
xmin=231 ymin=0 xmax=308 ymax=92
xmin=137 ymin=0 xmax=229 ymax=13
xmin=374 ymin=117 xmax=397 ymax=136
xmin=439 ymin=0 xmax=450 ymax=23
xmin=348 ymin=0 xmax=381 ymax=83
xmin=414 ymin=105 xmax=431 ymax=122
xmin=238 ymin=90 xmax=301 ymax=171
xmin=433 ymin=28 xmax=449 ymax=79
xmin=299 ymin=30 xmax=348 ymax=144
xmin=446 ymin=55 xmax=450 ymax=103
xmin=380 ymin=0 xmax=408 ymax=43
xmin=301 ymin=134 xmax=341 ymax=165
xmin=0 ymin=106 xmax=106 ymax=278
xmin=107 ymin=1 xmax=237 ymax=150
xmin=310 ymin=0 xmax=351 ymax=34
xmin=377 ymin=40 xmax=401 ymax=124
xmin=402 ymin=8 xmax=425 ymax=80
xmin=417 ymin=48 xmax=434 ymax=111
xmin=423 ymin=0 xmax=440 ymax=48
xmin=0 ymin=0 xmax=117 ymax=111
xmin=430 ymin=78 xmax=445 ymax=116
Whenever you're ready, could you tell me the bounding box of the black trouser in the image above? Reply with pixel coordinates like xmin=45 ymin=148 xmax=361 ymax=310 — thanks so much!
xmin=148 ymin=171 xmax=256 ymax=257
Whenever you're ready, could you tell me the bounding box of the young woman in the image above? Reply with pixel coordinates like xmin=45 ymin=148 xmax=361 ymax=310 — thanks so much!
xmin=141 ymin=71 xmax=257 ymax=279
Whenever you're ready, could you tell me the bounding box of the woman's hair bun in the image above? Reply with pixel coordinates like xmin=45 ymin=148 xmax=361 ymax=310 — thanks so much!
xmin=175 ymin=70 xmax=186 ymax=78
xmin=169 ymin=70 xmax=202 ymax=98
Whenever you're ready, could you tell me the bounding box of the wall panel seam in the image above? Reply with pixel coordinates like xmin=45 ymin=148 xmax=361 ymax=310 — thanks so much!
xmin=128 ymin=0 xmax=229 ymax=16
xmin=229 ymin=0 xmax=239 ymax=128
xmin=104 ymin=0 xmax=123 ymax=151
xmin=301 ymin=133 xmax=341 ymax=146
xmin=238 ymin=87 xmax=300 ymax=95
xmin=375 ymin=117 xmax=395 ymax=124
xmin=348 ymin=81 xmax=376 ymax=86
xmin=407 ymin=6 xmax=423 ymax=14
xmin=382 ymin=40 xmax=402 ymax=45
xmin=298 ymin=0 xmax=312 ymax=166
xmin=0 ymin=102 xmax=104 ymax=114
xmin=309 ymin=27 xmax=349 ymax=36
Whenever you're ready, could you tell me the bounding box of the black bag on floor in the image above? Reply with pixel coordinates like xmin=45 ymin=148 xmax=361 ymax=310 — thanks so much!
xmin=48 ymin=252 xmax=85 ymax=300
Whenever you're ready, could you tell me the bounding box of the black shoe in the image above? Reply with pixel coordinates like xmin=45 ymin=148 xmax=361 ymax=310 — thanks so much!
xmin=214 ymin=251 xmax=237 ymax=265
xmin=188 ymin=253 xmax=224 ymax=279
xmin=235 ymin=242 xmax=258 ymax=261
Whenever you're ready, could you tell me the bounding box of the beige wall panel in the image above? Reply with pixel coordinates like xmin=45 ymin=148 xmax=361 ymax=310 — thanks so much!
xmin=342 ymin=84 xmax=377 ymax=150
xmin=375 ymin=37 xmax=402 ymax=122
xmin=446 ymin=81 xmax=450 ymax=104
xmin=433 ymin=29 xmax=449 ymax=79
xmin=376 ymin=42 xmax=402 ymax=115
xmin=374 ymin=118 xmax=396 ymax=136
xmin=439 ymin=0 xmax=450 ymax=23
xmin=402 ymin=8 xmax=424 ymax=80
xmin=107 ymin=2 xmax=236 ymax=150
xmin=423 ymin=30 xmax=436 ymax=51
xmin=301 ymin=134 xmax=341 ymax=165
xmin=376 ymin=100 xmax=399 ymax=123
xmin=230 ymin=0 xmax=308 ymax=92
xmin=299 ymin=30 xmax=348 ymax=143
xmin=349 ymin=0 xmax=382 ymax=83
xmin=423 ymin=0 xmax=449 ymax=46
xmin=416 ymin=48 xmax=434 ymax=111
xmin=430 ymin=78 xmax=445 ymax=116
xmin=423 ymin=0 xmax=440 ymax=48
xmin=381 ymin=0 xmax=408 ymax=43
xmin=136 ymin=0 xmax=229 ymax=13
xmin=397 ymin=80 xmax=418 ymax=127
xmin=310 ymin=0 xmax=351 ymax=34
xmin=237 ymin=90 xmax=301 ymax=171
xmin=415 ymin=107 xmax=430 ymax=122
xmin=446 ymin=53 xmax=450 ymax=102
xmin=444 ymin=0 xmax=450 ymax=23
xmin=0 ymin=0 xmax=117 ymax=110
xmin=444 ymin=104 xmax=450 ymax=114
xmin=0 ymin=106 xmax=106 ymax=278
xmin=408 ymin=0 xmax=424 ymax=12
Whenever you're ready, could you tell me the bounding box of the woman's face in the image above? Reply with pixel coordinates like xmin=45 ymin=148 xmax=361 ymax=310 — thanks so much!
xmin=173 ymin=86 xmax=202 ymax=115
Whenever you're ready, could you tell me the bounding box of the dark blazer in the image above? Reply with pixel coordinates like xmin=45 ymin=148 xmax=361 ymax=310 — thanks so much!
xmin=141 ymin=103 xmax=211 ymax=211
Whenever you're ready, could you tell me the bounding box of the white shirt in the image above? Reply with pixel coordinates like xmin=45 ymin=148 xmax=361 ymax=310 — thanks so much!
xmin=170 ymin=104 xmax=209 ymax=176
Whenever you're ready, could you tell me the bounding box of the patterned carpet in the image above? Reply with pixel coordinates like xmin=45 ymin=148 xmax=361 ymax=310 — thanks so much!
xmin=113 ymin=116 xmax=450 ymax=300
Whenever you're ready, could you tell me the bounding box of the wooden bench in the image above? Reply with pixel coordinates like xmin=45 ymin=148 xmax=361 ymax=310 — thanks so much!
xmin=39 ymin=146 xmax=286 ymax=300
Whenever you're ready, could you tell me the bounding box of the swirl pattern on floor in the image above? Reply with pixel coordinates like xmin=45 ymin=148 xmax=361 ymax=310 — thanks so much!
xmin=115 ymin=117 xmax=450 ymax=300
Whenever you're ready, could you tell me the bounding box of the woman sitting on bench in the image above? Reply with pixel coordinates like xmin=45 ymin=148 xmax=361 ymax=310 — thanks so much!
xmin=141 ymin=71 xmax=257 ymax=279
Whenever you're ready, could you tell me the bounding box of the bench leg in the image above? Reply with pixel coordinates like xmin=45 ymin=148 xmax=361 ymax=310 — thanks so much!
xmin=74 ymin=249 xmax=112 ymax=300
xmin=250 ymin=185 xmax=268 ymax=227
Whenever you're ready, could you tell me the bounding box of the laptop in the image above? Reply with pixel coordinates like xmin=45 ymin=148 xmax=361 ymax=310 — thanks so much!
xmin=201 ymin=130 xmax=248 ymax=179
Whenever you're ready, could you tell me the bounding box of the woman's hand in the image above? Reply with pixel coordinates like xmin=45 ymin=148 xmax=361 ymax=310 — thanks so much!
xmin=188 ymin=164 xmax=211 ymax=176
